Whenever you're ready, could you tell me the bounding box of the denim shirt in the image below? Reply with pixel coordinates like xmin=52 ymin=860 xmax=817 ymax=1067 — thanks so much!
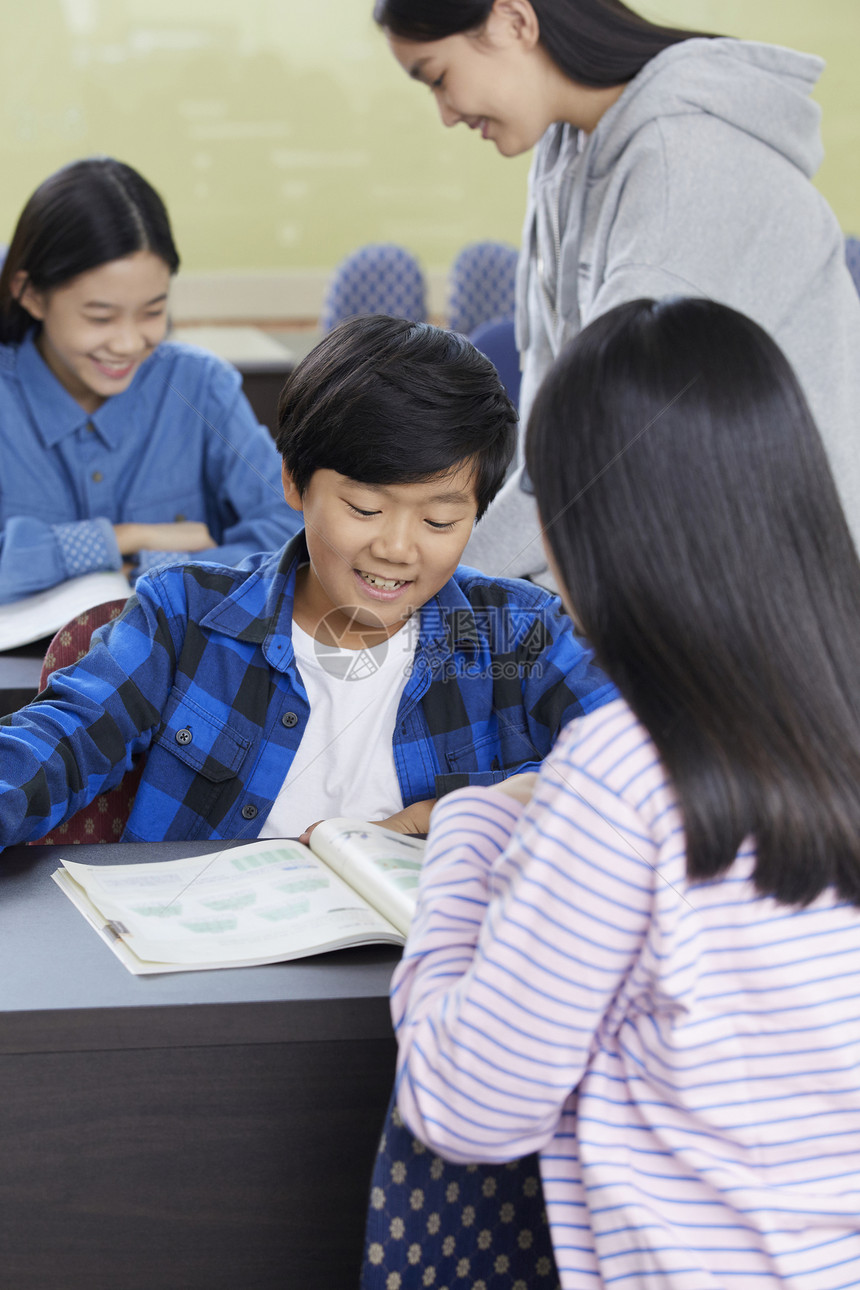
xmin=0 ymin=534 xmax=616 ymax=845
xmin=0 ymin=332 xmax=300 ymax=603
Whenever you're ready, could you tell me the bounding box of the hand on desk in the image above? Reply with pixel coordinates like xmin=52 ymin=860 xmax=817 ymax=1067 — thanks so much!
xmin=113 ymin=521 xmax=216 ymax=555
xmin=489 ymin=771 xmax=538 ymax=807
xmin=374 ymin=798 xmax=436 ymax=836
xmin=298 ymin=798 xmax=436 ymax=847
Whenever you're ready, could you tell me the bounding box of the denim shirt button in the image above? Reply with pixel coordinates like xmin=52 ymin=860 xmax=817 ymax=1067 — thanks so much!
xmin=241 ymin=804 xmax=258 ymax=820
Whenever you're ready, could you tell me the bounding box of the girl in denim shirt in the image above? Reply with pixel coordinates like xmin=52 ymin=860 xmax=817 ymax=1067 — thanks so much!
xmin=0 ymin=157 xmax=298 ymax=604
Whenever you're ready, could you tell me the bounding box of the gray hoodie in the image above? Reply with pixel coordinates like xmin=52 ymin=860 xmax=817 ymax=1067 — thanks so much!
xmin=465 ymin=37 xmax=860 ymax=582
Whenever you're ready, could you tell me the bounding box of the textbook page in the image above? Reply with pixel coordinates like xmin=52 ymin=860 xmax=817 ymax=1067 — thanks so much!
xmin=0 ymin=570 xmax=132 ymax=650
xmin=53 ymin=836 xmax=405 ymax=975
xmin=309 ymin=819 xmax=423 ymax=937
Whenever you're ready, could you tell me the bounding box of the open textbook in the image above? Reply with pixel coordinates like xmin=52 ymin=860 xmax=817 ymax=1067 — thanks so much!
xmin=0 ymin=570 xmax=132 ymax=650
xmin=51 ymin=819 xmax=425 ymax=975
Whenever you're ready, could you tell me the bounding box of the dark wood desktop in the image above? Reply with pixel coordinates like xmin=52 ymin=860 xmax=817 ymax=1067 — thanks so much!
xmin=0 ymin=839 xmax=399 ymax=1290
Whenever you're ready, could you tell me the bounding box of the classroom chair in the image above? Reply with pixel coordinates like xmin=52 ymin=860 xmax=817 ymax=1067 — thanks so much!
xmin=360 ymin=1089 xmax=561 ymax=1289
xmin=320 ymin=244 xmax=428 ymax=333
xmin=448 ymin=240 xmax=519 ymax=337
xmin=28 ymin=599 xmax=143 ymax=845
xmin=470 ymin=315 xmax=522 ymax=408
xmin=846 ymin=236 xmax=860 ymax=299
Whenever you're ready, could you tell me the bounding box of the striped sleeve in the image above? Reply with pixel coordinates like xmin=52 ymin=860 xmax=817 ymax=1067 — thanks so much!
xmin=392 ymin=734 xmax=657 ymax=1164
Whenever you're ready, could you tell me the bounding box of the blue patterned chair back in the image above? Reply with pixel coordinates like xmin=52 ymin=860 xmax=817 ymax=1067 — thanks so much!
xmin=448 ymin=241 xmax=519 ymax=337
xmin=846 ymin=236 xmax=860 ymax=299
xmin=361 ymin=1090 xmax=560 ymax=1289
xmin=470 ymin=315 xmax=521 ymax=408
xmin=321 ymin=244 xmax=428 ymax=333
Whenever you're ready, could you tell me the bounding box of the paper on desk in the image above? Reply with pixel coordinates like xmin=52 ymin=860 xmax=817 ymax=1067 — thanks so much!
xmin=0 ymin=571 xmax=132 ymax=650
xmin=52 ymin=838 xmax=404 ymax=974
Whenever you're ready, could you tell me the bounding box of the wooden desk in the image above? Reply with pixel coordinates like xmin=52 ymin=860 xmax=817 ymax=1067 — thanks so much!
xmin=0 ymin=641 xmax=45 ymax=715
xmin=0 ymin=840 xmax=399 ymax=1289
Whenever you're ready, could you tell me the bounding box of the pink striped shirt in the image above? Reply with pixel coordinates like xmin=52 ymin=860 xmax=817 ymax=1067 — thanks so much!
xmin=392 ymin=698 xmax=860 ymax=1288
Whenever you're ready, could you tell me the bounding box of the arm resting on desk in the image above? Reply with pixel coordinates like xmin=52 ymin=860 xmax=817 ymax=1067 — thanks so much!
xmin=0 ymin=585 xmax=178 ymax=845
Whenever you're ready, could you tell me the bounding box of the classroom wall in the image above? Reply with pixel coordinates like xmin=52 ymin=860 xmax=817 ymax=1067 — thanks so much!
xmin=1 ymin=1 xmax=857 ymax=319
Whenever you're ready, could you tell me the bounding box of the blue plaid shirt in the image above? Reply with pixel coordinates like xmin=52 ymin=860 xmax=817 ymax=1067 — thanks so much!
xmin=0 ymin=534 xmax=615 ymax=845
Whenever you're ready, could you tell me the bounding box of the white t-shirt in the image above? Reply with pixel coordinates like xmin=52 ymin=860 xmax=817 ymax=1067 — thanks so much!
xmin=258 ymin=619 xmax=416 ymax=838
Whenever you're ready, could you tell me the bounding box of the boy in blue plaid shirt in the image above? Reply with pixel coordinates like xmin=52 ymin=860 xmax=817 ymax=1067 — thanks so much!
xmin=0 ymin=317 xmax=614 ymax=845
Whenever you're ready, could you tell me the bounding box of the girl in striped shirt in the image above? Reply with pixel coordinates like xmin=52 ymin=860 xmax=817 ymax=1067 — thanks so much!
xmin=391 ymin=297 xmax=860 ymax=1288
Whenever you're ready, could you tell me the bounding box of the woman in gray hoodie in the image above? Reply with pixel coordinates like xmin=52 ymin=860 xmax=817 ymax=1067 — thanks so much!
xmin=378 ymin=0 xmax=860 ymax=581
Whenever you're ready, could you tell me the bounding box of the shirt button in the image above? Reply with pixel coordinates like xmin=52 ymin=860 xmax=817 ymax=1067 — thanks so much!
xmin=92 ymin=470 xmax=103 ymax=483
xmin=86 ymin=422 xmax=96 ymax=435
xmin=241 ymin=804 xmax=258 ymax=820
xmin=174 ymin=512 xmax=186 ymax=522
xmin=281 ymin=711 xmax=299 ymax=728
xmin=175 ymin=727 xmax=193 ymax=746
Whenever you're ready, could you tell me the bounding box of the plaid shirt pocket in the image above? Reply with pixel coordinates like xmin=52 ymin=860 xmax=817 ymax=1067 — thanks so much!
xmin=153 ymin=689 xmax=252 ymax=782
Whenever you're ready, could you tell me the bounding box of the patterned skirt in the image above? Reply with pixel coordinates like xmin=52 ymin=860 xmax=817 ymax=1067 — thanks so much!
xmin=360 ymin=1090 xmax=561 ymax=1289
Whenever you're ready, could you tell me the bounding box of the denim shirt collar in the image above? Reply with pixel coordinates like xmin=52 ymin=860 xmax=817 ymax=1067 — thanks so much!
xmin=196 ymin=529 xmax=484 ymax=674
xmin=17 ymin=329 xmax=143 ymax=450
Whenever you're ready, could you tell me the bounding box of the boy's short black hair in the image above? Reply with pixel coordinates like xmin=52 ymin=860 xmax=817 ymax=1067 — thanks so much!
xmin=276 ymin=316 xmax=517 ymax=520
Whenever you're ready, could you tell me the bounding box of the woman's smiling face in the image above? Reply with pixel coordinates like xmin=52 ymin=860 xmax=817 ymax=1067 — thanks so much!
xmin=387 ymin=9 xmax=558 ymax=158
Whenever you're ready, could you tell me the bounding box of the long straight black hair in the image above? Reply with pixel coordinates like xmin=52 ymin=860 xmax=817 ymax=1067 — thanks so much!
xmin=374 ymin=0 xmax=715 ymax=87
xmin=0 ymin=157 xmax=180 ymax=345
xmin=526 ymin=297 xmax=860 ymax=907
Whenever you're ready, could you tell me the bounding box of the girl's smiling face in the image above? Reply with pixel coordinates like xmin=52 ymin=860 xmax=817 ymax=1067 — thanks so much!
xmin=18 ymin=250 xmax=171 ymax=413
xmin=283 ymin=463 xmax=480 ymax=648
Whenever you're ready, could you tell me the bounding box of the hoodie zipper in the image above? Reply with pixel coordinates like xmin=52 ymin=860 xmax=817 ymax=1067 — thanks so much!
xmin=536 ymin=193 xmax=562 ymax=328
xmin=536 ymin=127 xmax=586 ymax=332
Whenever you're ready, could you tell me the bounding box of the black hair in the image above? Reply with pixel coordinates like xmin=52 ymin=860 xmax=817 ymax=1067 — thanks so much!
xmin=276 ymin=315 xmax=517 ymax=520
xmin=526 ymin=296 xmax=860 ymax=908
xmin=0 ymin=157 xmax=180 ymax=344
xmin=374 ymin=0 xmax=714 ymax=87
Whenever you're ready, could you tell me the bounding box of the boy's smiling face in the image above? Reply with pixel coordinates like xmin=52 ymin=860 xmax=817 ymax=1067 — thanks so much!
xmin=283 ymin=462 xmax=480 ymax=648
